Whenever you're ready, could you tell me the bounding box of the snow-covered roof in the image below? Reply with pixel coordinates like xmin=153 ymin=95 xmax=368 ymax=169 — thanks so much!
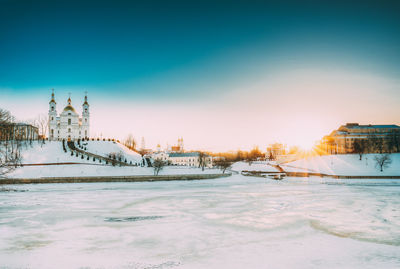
xmin=344 ymin=124 xmax=400 ymax=129
xmin=169 ymin=152 xmax=201 ymax=158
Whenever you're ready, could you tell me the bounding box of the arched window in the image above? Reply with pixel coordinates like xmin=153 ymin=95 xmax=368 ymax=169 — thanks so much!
xmin=68 ymin=128 xmax=71 ymax=133
xmin=51 ymin=107 xmax=54 ymax=111
xmin=51 ymin=129 xmax=54 ymax=136
xmin=51 ymin=117 xmax=54 ymax=121
xmin=85 ymin=118 xmax=87 ymax=123
xmin=68 ymin=119 xmax=71 ymax=125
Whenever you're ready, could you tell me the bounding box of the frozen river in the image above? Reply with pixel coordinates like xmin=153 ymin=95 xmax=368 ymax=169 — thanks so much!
xmin=1 ymin=175 xmax=399 ymax=268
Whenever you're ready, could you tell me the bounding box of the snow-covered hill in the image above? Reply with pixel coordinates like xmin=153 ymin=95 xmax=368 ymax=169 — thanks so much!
xmin=281 ymin=153 xmax=400 ymax=176
xmin=3 ymin=140 xmax=221 ymax=178
xmin=19 ymin=141 xmax=92 ymax=164
xmin=17 ymin=140 xmax=142 ymax=165
xmin=82 ymin=140 xmax=142 ymax=164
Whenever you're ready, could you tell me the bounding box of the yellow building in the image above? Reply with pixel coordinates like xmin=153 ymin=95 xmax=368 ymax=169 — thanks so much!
xmin=320 ymin=123 xmax=400 ymax=154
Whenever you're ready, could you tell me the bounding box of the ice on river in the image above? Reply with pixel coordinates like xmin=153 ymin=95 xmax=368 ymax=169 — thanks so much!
xmin=0 ymin=175 xmax=400 ymax=269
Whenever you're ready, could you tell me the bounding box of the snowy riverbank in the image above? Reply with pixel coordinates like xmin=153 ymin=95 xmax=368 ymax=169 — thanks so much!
xmin=3 ymin=141 xmax=224 ymax=180
xmin=7 ymin=164 xmax=224 ymax=179
xmin=281 ymin=153 xmax=400 ymax=177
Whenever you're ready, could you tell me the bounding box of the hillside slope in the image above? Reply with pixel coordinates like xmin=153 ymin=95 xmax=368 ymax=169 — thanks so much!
xmin=82 ymin=140 xmax=142 ymax=164
xmin=281 ymin=153 xmax=400 ymax=176
xmin=19 ymin=141 xmax=92 ymax=164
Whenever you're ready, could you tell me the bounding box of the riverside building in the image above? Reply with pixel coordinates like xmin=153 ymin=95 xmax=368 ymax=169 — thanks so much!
xmin=321 ymin=123 xmax=400 ymax=154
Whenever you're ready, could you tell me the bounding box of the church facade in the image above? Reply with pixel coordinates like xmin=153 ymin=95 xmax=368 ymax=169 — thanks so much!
xmin=48 ymin=91 xmax=90 ymax=141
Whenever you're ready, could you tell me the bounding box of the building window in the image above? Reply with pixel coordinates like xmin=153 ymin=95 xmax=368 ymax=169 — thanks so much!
xmin=68 ymin=119 xmax=71 ymax=125
xmin=51 ymin=107 xmax=54 ymax=111
xmin=51 ymin=129 xmax=54 ymax=136
xmin=85 ymin=118 xmax=87 ymax=123
xmin=68 ymin=113 xmax=71 ymax=116
xmin=68 ymin=128 xmax=71 ymax=133
xmin=85 ymin=109 xmax=87 ymax=113
xmin=85 ymin=130 xmax=87 ymax=136
xmin=51 ymin=117 xmax=54 ymax=121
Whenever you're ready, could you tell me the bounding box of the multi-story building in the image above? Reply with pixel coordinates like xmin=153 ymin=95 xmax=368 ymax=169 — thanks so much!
xmin=151 ymin=138 xmax=213 ymax=167
xmin=0 ymin=123 xmax=38 ymax=141
xmin=320 ymin=123 xmax=400 ymax=154
xmin=168 ymin=152 xmax=213 ymax=167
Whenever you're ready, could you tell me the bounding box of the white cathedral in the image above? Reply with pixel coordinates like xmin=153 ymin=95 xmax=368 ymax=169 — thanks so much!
xmin=48 ymin=91 xmax=90 ymax=141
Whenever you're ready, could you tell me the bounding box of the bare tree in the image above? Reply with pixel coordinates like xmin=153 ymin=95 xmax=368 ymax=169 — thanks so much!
xmin=123 ymin=134 xmax=136 ymax=150
xmin=374 ymin=154 xmax=392 ymax=172
xmin=153 ymin=158 xmax=165 ymax=176
xmin=32 ymin=113 xmax=48 ymax=140
xmin=198 ymin=152 xmax=208 ymax=171
xmin=214 ymin=159 xmax=232 ymax=174
xmin=0 ymin=109 xmax=21 ymax=178
xmin=353 ymin=139 xmax=367 ymax=160
xmin=0 ymin=109 xmax=14 ymax=124
xmin=249 ymin=146 xmax=263 ymax=161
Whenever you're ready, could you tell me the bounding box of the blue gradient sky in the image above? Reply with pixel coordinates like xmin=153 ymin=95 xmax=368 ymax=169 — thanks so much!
xmin=1 ymin=0 xmax=400 ymax=150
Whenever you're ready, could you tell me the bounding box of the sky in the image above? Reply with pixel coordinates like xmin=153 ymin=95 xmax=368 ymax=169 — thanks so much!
xmin=1 ymin=0 xmax=400 ymax=151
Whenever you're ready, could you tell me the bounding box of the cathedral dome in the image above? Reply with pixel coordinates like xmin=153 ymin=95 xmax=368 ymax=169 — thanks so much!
xmin=63 ymin=105 xmax=77 ymax=113
xmin=62 ymin=97 xmax=78 ymax=114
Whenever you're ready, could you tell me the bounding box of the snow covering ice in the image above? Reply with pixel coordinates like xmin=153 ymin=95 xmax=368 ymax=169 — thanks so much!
xmin=1 ymin=176 xmax=399 ymax=268
xmin=281 ymin=153 xmax=400 ymax=176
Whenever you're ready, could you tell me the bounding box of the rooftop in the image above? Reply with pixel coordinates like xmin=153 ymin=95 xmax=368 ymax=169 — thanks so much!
xmin=343 ymin=123 xmax=400 ymax=129
xmin=168 ymin=152 xmax=210 ymax=158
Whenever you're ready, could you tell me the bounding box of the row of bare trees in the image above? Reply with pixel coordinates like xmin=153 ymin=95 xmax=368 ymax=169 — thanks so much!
xmin=353 ymin=132 xmax=400 ymax=160
xmin=123 ymin=134 xmax=136 ymax=150
xmin=0 ymin=109 xmax=22 ymax=177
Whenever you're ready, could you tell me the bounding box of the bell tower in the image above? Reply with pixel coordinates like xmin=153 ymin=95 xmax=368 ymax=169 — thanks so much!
xmin=82 ymin=92 xmax=90 ymax=139
xmin=48 ymin=89 xmax=57 ymax=140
